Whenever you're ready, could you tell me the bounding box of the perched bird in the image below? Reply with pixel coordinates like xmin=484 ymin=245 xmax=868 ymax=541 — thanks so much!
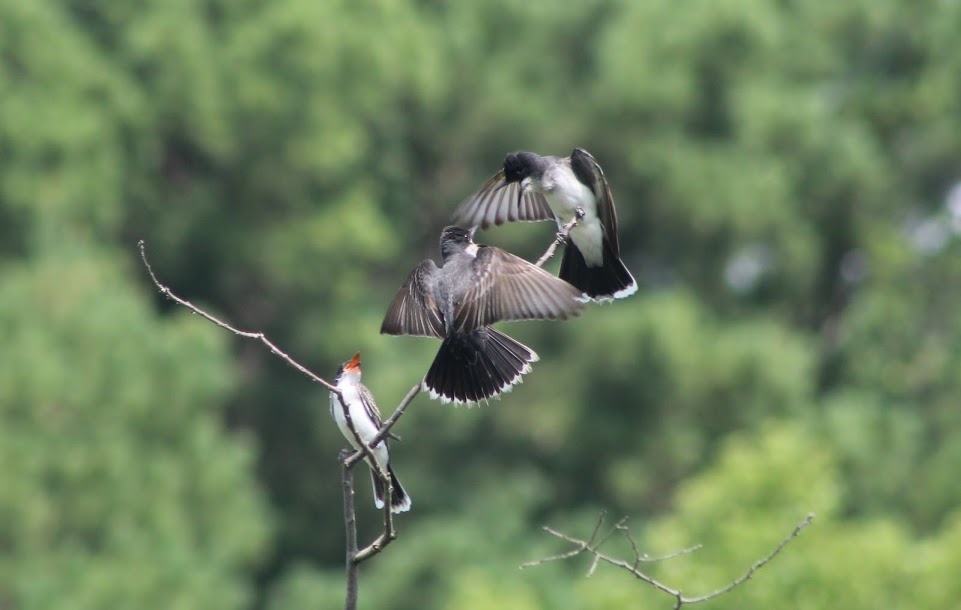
xmin=381 ymin=226 xmax=585 ymax=404
xmin=330 ymin=353 xmax=411 ymax=513
xmin=453 ymin=148 xmax=637 ymax=301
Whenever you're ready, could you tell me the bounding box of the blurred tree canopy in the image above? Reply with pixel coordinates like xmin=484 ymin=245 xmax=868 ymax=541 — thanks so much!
xmin=1 ymin=0 xmax=960 ymax=608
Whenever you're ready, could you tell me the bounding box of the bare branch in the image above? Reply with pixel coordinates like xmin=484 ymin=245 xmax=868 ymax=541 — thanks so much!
xmin=522 ymin=513 xmax=815 ymax=608
xmin=518 ymin=539 xmax=586 ymax=568
xmin=138 ymin=240 xmax=406 ymax=470
xmin=138 ymin=240 xmax=336 ymax=392
xmin=341 ymin=452 xmax=360 ymax=610
xmin=588 ymin=511 xmax=608 ymax=545
xmin=681 ymin=513 xmax=816 ymax=605
xmin=615 ymin=517 xmax=702 ymax=568
xmin=534 ymin=207 xmax=585 ymax=268
xmin=519 ymin=511 xmax=607 ymax=570
xmin=139 ymin=241 xmax=385 ymax=477
xmin=586 ymin=515 xmax=622 ymax=577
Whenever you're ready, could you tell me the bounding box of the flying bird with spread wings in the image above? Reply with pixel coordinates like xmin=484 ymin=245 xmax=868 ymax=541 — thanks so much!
xmin=453 ymin=148 xmax=637 ymax=301
xmin=381 ymin=226 xmax=586 ymax=405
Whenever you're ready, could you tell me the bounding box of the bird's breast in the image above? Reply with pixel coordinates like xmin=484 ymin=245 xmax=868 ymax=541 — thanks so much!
xmin=543 ymin=167 xmax=598 ymax=226
xmin=569 ymin=217 xmax=605 ymax=267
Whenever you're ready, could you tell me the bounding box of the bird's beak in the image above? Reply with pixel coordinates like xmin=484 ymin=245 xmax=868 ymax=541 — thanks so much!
xmin=344 ymin=353 xmax=361 ymax=372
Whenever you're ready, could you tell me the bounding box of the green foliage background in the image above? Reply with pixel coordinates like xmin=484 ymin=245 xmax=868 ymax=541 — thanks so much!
xmin=2 ymin=0 xmax=960 ymax=608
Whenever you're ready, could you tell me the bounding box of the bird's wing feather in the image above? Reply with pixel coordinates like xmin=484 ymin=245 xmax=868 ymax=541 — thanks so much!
xmin=358 ymin=385 xmax=385 ymax=429
xmin=452 ymin=247 xmax=585 ymax=331
xmin=380 ymin=260 xmax=444 ymax=338
xmin=571 ymin=148 xmax=621 ymax=257
xmin=452 ymin=170 xmax=554 ymax=229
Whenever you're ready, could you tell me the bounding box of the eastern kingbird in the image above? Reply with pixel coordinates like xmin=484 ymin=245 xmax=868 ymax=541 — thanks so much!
xmin=381 ymin=226 xmax=586 ymax=404
xmin=330 ymin=353 xmax=411 ymax=513
xmin=453 ymin=148 xmax=638 ymax=301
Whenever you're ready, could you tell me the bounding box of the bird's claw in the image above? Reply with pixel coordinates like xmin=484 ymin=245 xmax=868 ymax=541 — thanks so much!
xmin=574 ymin=206 xmax=586 ymax=220
xmin=338 ymin=448 xmax=354 ymax=463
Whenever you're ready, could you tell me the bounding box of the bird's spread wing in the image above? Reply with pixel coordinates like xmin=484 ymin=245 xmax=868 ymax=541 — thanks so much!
xmin=570 ymin=148 xmax=621 ymax=257
xmin=381 ymin=260 xmax=444 ymax=338
xmin=452 ymin=170 xmax=554 ymax=229
xmin=452 ymin=247 xmax=586 ymax=331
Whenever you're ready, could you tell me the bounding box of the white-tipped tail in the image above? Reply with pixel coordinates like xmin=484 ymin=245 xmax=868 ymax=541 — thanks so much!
xmin=423 ymin=328 xmax=538 ymax=405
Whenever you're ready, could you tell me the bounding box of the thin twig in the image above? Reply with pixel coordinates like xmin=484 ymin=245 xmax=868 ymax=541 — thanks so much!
xmin=518 ymin=540 xmax=586 ymax=568
xmin=588 ymin=511 xmax=608 ymax=545
xmin=680 ymin=513 xmax=816 ymax=606
xmin=138 ymin=240 xmax=336 ymax=392
xmin=522 ymin=513 xmax=815 ymax=608
xmin=534 ymin=208 xmax=584 ymax=268
xmin=615 ymin=517 xmax=702 ymax=568
xmin=532 ymin=524 xmax=682 ymax=598
xmin=519 ymin=511 xmax=607 ymax=570
xmin=586 ymin=515 xmax=622 ymax=577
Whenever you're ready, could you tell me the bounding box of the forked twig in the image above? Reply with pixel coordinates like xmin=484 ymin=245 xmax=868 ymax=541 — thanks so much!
xmin=522 ymin=512 xmax=814 ymax=609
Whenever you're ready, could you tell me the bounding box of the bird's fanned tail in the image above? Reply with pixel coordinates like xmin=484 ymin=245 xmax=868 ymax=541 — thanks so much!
xmin=423 ymin=328 xmax=539 ymax=405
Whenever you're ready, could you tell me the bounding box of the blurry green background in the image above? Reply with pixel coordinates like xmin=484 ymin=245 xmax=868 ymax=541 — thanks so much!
xmin=3 ymin=0 xmax=961 ymax=608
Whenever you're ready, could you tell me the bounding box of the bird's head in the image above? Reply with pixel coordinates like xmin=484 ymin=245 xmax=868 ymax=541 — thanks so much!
xmin=440 ymin=225 xmax=475 ymax=259
xmin=335 ymin=353 xmax=362 ymax=383
xmin=502 ymin=152 xmax=534 ymax=184
xmin=500 ymin=151 xmax=545 ymax=207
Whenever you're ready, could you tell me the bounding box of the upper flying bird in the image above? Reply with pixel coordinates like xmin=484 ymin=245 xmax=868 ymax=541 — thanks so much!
xmin=453 ymin=148 xmax=637 ymax=301
xmin=330 ymin=353 xmax=411 ymax=513
xmin=381 ymin=226 xmax=585 ymax=404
